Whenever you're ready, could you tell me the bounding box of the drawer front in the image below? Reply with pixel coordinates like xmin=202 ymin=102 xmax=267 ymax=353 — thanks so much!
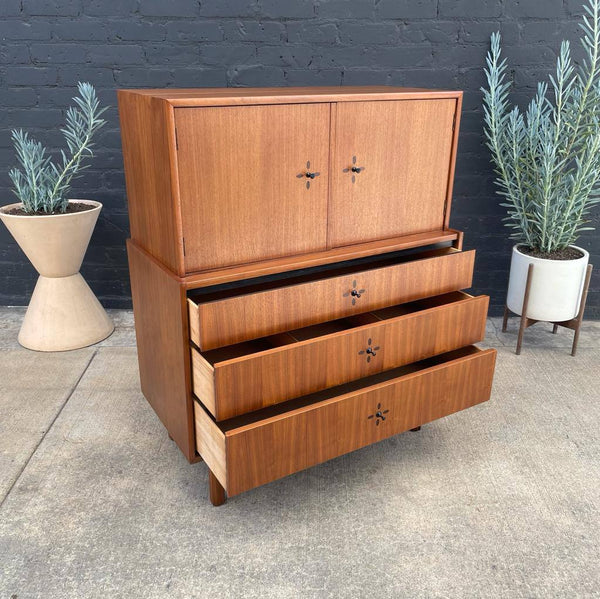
xmin=194 ymin=347 xmax=497 ymax=496
xmin=189 ymin=248 xmax=475 ymax=350
xmin=192 ymin=292 xmax=489 ymax=420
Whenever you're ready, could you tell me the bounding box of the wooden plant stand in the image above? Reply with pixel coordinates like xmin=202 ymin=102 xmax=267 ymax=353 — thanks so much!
xmin=502 ymin=263 xmax=594 ymax=356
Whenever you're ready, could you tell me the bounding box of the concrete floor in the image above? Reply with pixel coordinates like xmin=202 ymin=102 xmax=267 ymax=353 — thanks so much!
xmin=0 ymin=308 xmax=599 ymax=599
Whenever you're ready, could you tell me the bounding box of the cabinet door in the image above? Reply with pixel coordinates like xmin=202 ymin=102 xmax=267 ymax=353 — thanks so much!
xmin=328 ymin=99 xmax=457 ymax=248
xmin=175 ymin=104 xmax=330 ymax=272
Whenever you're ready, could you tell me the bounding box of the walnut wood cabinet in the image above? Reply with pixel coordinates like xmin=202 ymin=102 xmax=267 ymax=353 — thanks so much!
xmin=119 ymin=86 xmax=496 ymax=506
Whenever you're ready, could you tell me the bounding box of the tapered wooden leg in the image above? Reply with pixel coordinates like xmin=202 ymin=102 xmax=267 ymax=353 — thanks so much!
xmin=572 ymin=326 xmax=581 ymax=357
xmin=502 ymin=305 xmax=509 ymax=332
xmin=516 ymin=317 xmax=527 ymax=355
xmin=571 ymin=264 xmax=593 ymax=357
xmin=410 ymin=426 xmax=421 ymax=432
xmin=516 ymin=264 xmax=534 ymax=356
xmin=209 ymin=470 xmax=226 ymax=506
xmin=552 ymin=323 xmax=559 ymax=334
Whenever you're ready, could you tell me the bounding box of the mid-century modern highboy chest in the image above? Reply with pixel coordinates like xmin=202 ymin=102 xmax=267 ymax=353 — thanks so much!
xmin=118 ymin=86 xmax=496 ymax=506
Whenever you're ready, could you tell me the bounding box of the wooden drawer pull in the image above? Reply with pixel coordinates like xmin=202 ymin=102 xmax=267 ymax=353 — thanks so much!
xmin=358 ymin=338 xmax=380 ymax=362
xmin=367 ymin=403 xmax=389 ymax=426
xmin=343 ymin=279 xmax=366 ymax=305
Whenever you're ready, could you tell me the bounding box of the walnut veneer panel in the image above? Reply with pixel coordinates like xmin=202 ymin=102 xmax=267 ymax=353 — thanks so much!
xmin=194 ymin=346 xmax=496 ymax=497
xmin=181 ymin=229 xmax=460 ymax=289
xmin=329 ymin=99 xmax=457 ymax=247
xmin=127 ymin=241 xmax=196 ymax=461
xmin=118 ymin=92 xmax=182 ymax=274
xmin=175 ymin=103 xmax=330 ymax=272
xmin=189 ymin=248 xmax=475 ymax=350
xmin=128 ymin=86 xmax=461 ymax=106
xmin=193 ymin=292 xmax=489 ymax=420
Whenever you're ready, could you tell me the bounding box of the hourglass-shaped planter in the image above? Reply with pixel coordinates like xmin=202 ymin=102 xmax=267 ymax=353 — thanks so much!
xmin=0 ymin=199 xmax=113 ymax=351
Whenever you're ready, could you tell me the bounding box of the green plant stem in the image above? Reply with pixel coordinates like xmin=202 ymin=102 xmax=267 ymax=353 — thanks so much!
xmin=50 ymin=126 xmax=92 ymax=205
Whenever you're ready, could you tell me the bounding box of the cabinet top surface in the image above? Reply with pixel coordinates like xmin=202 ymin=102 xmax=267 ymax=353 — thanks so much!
xmin=117 ymin=86 xmax=462 ymax=107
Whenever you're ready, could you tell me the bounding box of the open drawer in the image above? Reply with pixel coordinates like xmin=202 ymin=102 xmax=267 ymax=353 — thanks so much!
xmin=195 ymin=346 xmax=497 ymax=497
xmin=191 ymin=290 xmax=489 ymax=420
xmin=188 ymin=247 xmax=475 ymax=350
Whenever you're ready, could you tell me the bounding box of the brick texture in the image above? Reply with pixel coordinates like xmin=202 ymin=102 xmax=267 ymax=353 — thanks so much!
xmin=0 ymin=0 xmax=598 ymax=315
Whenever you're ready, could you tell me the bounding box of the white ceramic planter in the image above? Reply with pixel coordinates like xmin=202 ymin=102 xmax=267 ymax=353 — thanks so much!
xmin=506 ymin=244 xmax=589 ymax=322
xmin=0 ymin=199 xmax=114 ymax=351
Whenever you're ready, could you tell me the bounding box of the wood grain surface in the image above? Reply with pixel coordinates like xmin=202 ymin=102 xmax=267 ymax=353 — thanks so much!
xmin=127 ymin=240 xmax=197 ymax=461
xmin=328 ymin=99 xmax=457 ymax=247
xmin=189 ymin=248 xmax=475 ymax=350
xmin=118 ymin=92 xmax=183 ymax=274
xmin=194 ymin=346 xmax=496 ymax=496
xmin=175 ymin=103 xmax=330 ymax=272
xmin=121 ymin=86 xmax=462 ymax=107
xmin=181 ymin=229 xmax=460 ymax=289
xmin=192 ymin=292 xmax=489 ymax=420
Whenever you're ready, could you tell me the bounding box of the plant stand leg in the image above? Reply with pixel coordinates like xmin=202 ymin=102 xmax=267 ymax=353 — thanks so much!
xmin=571 ymin=264 xmax=593 ymax=357
xmin=516 ymin=264 xmax=534 ymax=356
xmin=552 ymin=323 xmax=559 ymax=334
xmin=502 ymin=305 xmax=509 ymax=332
xmin=209 ymin=470 xmax=226 ymax=506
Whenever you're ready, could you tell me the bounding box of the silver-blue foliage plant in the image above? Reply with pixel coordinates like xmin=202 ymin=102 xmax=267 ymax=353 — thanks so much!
xmin=9 ymin=82 xmax=107 ymax=214
xmin=482 ymin=0 xmax=600 ymax=255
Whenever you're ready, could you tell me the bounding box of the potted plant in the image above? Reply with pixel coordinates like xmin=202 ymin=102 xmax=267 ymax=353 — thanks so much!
xmin=0 ymin=82 xmax=113 ymax=351
xmin=482 ymin=0 xmax=600 ymax=324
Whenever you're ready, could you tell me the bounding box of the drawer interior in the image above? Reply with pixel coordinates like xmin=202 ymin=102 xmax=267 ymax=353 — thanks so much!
xmin=199 ymin=290 xmax=473 ymax=365
xmin=200 ymin=345 xmax=486 ymax=433
xmin=188 ymin=245 xmax=460 ymax=306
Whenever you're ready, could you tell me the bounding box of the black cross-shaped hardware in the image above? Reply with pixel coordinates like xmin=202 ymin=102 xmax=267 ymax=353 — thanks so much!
xmin=296 ymin=161 xmax=320 ymax=189
xmin=343 ymin=280 xmax=366 ymax=305
xmin=358 ymin=338 xmax=380 ymax=363
xmin=367 ymin=403 xmax=390 ymax=426
xmin=343 ymin=156 xmax=365 ymax=183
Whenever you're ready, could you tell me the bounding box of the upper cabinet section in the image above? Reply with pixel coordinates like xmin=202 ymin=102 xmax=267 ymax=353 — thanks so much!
xmin=118 ymin=87 xmax=462 ymax=277
xmin=175 ymin=104 xmax=330 ymax=271
xmin=329 ymin=99 xmax=457 ymax=247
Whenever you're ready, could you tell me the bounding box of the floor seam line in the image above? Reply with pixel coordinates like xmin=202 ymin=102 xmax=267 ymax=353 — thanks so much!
xmin=0 ymin=349 xmax=98 ymax=510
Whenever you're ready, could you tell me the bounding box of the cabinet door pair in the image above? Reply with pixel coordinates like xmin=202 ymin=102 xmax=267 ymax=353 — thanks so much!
xmin=175 ymin=99 xmax=457 ymax=272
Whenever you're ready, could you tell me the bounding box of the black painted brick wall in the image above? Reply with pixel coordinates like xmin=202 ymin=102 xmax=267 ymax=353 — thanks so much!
xmin=1 ymin=0 xmax=599 ymax=316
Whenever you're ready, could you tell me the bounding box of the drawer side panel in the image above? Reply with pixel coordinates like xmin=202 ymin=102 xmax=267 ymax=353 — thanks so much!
xmin=194 ymin=403 xmax=227 ymax=488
